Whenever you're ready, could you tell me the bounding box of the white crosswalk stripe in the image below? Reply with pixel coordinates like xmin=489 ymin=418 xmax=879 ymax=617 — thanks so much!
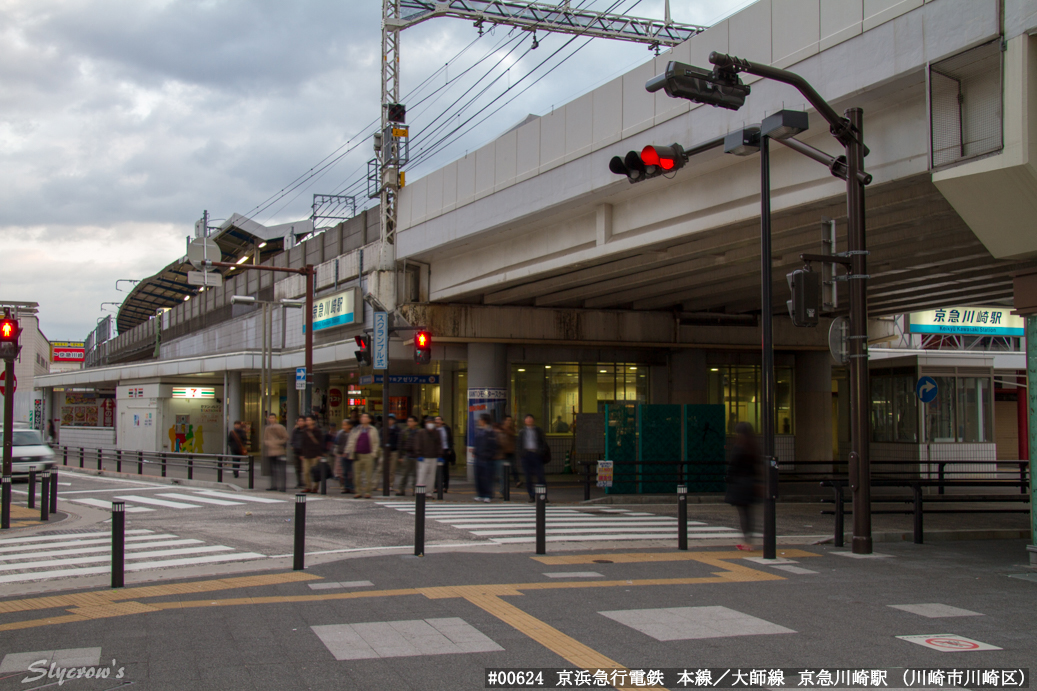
xmin=59 ymin=489 xmax=285 ymax=513
xmin=0 ymin=529 xmax=266 ymax=584
xmin=376 ymin=502 xmax=740 ymax=544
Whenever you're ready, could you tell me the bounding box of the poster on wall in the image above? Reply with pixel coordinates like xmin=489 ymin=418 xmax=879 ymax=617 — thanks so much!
xmin=467 ymin=388 xmax=508 ymax=462
xmin=199 ymin=403 xmax=222 ymax=425
xmin=168 ymin=414 xmax=205 ymax=453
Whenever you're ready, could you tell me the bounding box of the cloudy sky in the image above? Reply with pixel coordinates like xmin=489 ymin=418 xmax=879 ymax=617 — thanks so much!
xmin=0 ymin=0 xmax=752 ymax=341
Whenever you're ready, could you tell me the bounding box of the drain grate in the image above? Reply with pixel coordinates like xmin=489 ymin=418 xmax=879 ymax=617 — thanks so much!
xmin=593 ymin=559 xmax=614 ymax=564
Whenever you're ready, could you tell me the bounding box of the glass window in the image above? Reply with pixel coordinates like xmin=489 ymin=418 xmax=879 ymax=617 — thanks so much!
xmin=511 ymin=363 xmax=650 ymax=426
xmin=929 ymin=376 xmax=957 ymax=442
xmin=546 ymin=365 xmax=579 ymax=434
xmin=707 ymin=365 xmax=793 ymax=435
xmin=957 ymin=376 xmax=991 ymax=442
xmin=512 ymin=365 xmax=545 ymax=425
xmin=872 ymin=373 xmax=919 ymax=443
xmin=871 ymin=376 xmax=893 ymax=442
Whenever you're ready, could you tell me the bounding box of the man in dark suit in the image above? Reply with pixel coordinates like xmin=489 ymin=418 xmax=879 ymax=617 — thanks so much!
xmin=434 ymin=416 xmax=453 ymax=492
xmin=517 ymin=414 xmax=549 ymax=502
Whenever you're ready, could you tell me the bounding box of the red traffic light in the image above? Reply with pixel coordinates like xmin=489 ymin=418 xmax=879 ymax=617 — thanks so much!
xmin=609 ymin=144 xmax=685 ymax=183
xmin=354 ymin=335 xmax=367 ymax=349
xmin=641 ymin=145 xmax=682 ymax=171
xmin=0 ymin=319 xmax=17 ymax=343
xmin=415 ymin=331 xmax=430 ymax=349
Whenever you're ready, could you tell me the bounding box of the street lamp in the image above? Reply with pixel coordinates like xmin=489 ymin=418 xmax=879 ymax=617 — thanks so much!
xmin=231 ymin=295 xmax=305 ymax=430
xmin=647 ymin=52 xmax=874 ymax=555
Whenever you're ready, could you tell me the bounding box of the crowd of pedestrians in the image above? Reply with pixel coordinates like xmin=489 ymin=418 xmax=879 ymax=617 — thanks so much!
xmin=252 ymin=409 xmax=552 ymax=502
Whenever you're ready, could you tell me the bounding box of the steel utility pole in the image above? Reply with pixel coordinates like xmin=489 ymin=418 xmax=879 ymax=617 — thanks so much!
xmin=373 ymin=0 xmax=706 ymax=310
xmin=705 ymin=52 xmax=873 ymax=553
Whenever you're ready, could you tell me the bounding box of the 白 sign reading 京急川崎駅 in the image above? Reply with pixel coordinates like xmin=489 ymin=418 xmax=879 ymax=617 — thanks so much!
xmin=908 ymin=306 xmax=1023 ymax=337
xmin=304 ymin=287 xmax=360 ymax=333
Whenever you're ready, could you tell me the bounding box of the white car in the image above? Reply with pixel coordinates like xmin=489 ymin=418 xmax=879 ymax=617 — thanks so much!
xmin=0 ymin=427 xmax=56 ymax=476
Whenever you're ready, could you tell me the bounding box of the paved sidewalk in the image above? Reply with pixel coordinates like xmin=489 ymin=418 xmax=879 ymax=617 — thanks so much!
xmin=0 ymin=538 xmax=1033 ymax=690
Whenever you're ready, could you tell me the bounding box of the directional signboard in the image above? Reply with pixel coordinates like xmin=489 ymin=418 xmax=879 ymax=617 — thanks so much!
xmin=373 ymin=312 xmax=389 ymax=370
xmin=916 ymin=376 xmax=938 ymax=403
xmin=296 ymin=367 xmax=307 ymax=391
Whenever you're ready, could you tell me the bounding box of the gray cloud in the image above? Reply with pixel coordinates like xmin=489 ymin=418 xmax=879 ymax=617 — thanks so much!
xmin=0 ymin=0 xmax=752 ymax=340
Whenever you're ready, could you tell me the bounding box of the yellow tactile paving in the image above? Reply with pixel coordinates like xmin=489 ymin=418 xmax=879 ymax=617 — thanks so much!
xmin=0 ymin=549 xmax=796 ymax=633
xmin=464 ymin=591 xmax=667 ymax=691
xmin=533 ymin=549 xmax=820 ymax=565
xmin=0 ymin=571 xmax=320 ymax=614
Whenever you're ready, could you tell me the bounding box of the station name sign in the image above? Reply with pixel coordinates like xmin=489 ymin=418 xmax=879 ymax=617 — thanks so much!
xmin=908 ymin=306 xmax=1023 ymax=337
xmin=51 ymin=341 xmax=86 ymax=361
xmin=303 ymin=287 xmax=360 ymax=333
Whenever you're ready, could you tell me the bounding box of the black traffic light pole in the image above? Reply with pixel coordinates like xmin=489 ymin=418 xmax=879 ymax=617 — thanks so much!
xmin=644 ymin=52 xmax=873 ymax=554
xmin=759 ymin=134 xmax=778 ymax=559
xmin=1 ymin=309 xmax=16 ymax=530
xmin=705 ymin=53 xmax=872 ymax=554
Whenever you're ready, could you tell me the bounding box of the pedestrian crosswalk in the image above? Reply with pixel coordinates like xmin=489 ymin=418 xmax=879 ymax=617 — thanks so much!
xmin=0 ymin=529 xmax=266 ymax=584
xmin=376 ymin=502 xmax=741 ymax=544
xmin=66 ymin=489 xmax=287 ymax=513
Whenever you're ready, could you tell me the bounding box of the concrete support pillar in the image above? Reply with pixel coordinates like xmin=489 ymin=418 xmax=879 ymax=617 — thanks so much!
xmin=795 ymin=350 xmax=833 ymax=465
xmin=669 ymin=350 xmax=707 ymax=405
xmin=286 ymin=374 xmax=299 ymax=426
xmin=467 ymin=343 xmax=508 ymax=482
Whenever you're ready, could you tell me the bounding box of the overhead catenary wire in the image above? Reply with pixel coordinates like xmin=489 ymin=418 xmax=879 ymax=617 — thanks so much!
xmin=245 ymin=32 xmax=491 ymax=222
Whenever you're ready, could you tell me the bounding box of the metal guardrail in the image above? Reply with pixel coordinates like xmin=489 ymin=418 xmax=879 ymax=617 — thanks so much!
xmin=56 ymin=445 xmax=255 ymax=489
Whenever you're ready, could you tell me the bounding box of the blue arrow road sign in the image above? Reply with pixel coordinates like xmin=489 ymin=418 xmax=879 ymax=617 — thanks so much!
xmin=916 ymin=376 xmax=938 ymax=403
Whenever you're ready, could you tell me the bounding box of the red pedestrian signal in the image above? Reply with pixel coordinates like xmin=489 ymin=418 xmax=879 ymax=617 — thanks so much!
xmin=609 ymin=143 xmax=685 ymax=183
xmin=414 ymin=331 xmax=431 ymax=365
xmin=0 ymin=319 xmax=17 ymax=343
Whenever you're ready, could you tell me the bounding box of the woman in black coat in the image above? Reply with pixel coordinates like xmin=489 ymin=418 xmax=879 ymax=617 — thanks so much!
xmin=725 ymin=422 xmax=761 ymax=551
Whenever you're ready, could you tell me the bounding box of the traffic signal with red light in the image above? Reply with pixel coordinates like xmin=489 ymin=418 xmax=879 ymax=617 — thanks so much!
xmin=414 ymin=331 xmax=431 ymax=365
xmin=609 ymin=144 xmax=686 ymax=183
xmin=354 ymin=334 xmax=371 ymax=366
xmin=0 ymin=317 xmax=19 ymax=360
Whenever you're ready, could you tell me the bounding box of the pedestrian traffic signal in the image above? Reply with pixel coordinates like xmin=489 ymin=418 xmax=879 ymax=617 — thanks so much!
xmin=0 ymin=317 xmax=18 ymax=360
xmin=609 ymin=144 xmax=686 ymax=183
xmin=414 ymin=331 xmax=431 ymax=365
xmin=786 ymin=268 xmax=820 ymax=327
xmin=354 ymin=334 xmax=371 ymax=366
xmin=645 ymin=61 xmax=750 ymax=111
xmin=0 ymin=319 xmax=17 ymax=343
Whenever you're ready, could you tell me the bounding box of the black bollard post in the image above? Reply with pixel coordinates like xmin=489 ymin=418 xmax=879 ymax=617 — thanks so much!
xmin=415 ymin=485 xmax=426 ymax=556
xmin=293 ymin=493 xmax=306 ymax=571
xmin=40 ymin=470 xmax=50 ymax=521
xmin=502 ymin=462 xmax=510 ymax=502
xmin=111 ymin=501 xmax=125 ymax=588
xmin=79 ymin=447 xmax=84 ymax=468
xmin=28 ymin=470 xmax=36 ymax=509
xmin=535 ymin=484 xmax=547 ymax=555
xmin=678 ymin=484 xmax=688 ymax=551
xmin=436 ymin=462 xmax=444 ymax=501
xmin=50 ymin=471 xmax=58 ymax=514
xmin=833 ymin=484 xmax=845 ymax=548
xmin=116 ymin=449 xmax=122 ymax=473
xmin=320 ymin=462 xmax=328 ymax=496
xmin=1 ymin=475 xmax=10 ymax=530
xmin=97 ymin=447 xmax=103 ymax=471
